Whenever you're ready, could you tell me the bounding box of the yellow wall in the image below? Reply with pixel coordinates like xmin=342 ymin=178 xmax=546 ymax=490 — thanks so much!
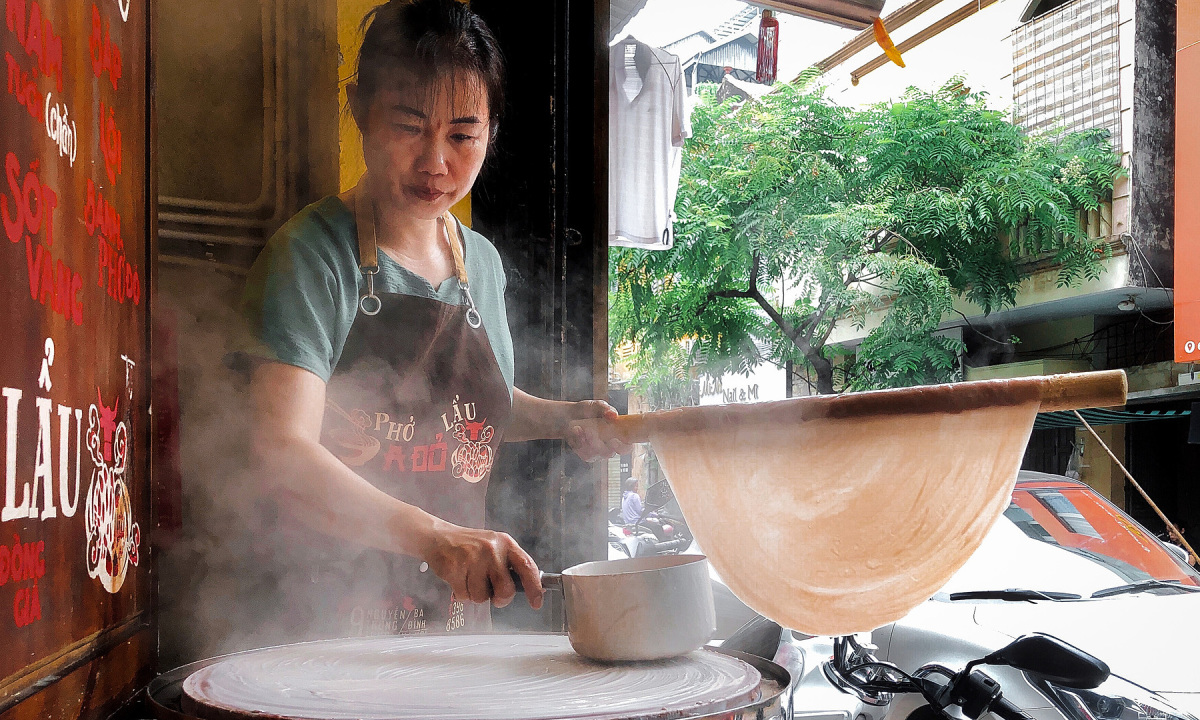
xmin=337 ymin=0 xmax=472 ymax=226
xmin=338 ymin=0 xmax=373 ymax=194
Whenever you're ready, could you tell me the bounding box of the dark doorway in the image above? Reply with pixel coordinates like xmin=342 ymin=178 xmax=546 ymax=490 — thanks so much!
xmin=1126 ymin=413 xmax=1200 ymax=543
xmin=471 ymin=0 xmax=609 ymax=632
xmin=1022 ymin=427 xmax=1076 ymax=476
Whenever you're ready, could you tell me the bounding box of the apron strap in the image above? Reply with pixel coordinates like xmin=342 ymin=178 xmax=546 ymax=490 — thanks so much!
xmin=354 ymin=188 xmax=383 ymax=316
xmin=442 ymin=213 xmax=483 ymax=329
xmin=352 ymin=186 xmax=482 ymax=328
xmin=442 ymin=212 xmax=469 ymax=286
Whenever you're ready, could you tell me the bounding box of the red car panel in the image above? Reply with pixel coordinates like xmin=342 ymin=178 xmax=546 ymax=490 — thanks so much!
xmin=1012 ymin=478 xmax=1197 ymax=586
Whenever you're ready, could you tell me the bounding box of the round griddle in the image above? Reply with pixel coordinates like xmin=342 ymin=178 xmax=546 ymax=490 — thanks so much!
xmin=177 ymin=635 xmax=771 ymax=720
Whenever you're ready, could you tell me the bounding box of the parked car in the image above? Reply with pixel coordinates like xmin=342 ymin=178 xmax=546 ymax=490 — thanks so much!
xmin=713 ymin=471 xmax=1200 ymax=720
xmin=869 ymin=472 xmax=1200 ymax=719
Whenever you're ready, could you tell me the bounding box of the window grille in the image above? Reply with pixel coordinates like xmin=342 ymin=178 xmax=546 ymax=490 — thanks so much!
xmin=1100 ymin=312 xmax=1174 ymax=370
xmin=1012 ymin=0 xmax=1121 ymax=145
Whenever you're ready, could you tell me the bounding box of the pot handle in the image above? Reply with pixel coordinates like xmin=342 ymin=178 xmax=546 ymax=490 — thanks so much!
xmin=510 ymin=570 xmax=563 ymax=594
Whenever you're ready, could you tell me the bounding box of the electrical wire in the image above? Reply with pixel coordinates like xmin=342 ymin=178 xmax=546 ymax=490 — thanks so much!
xmin=980 ymin=304 xmax=1174 ymax=368
xmin=1121 ymin=232 xmax=1168 ymax=290
xmin=1136 ymin=311 xmax=1173 ymax=326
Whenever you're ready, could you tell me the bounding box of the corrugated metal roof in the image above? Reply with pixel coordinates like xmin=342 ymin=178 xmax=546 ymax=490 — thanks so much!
xmin=663 ymin=31 xmax=717 ymax=61
xmin=661 ymin=7 xmax=760 ymax=71
xmin=611 ymin=0 xmax=650 ymax=41
xmin=712 ymin=6 xmax=760 ymax=39
xmin=683 ymin=33 xmax=759 ymax=73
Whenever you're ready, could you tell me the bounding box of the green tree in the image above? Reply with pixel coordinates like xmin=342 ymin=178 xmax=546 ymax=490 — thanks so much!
xmin=610 ymin=80 xmax=1121 ymax=396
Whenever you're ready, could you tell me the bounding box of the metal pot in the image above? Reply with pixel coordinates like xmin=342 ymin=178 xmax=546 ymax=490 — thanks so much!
xmin=537 ymin=554 xmax=717 ymax=662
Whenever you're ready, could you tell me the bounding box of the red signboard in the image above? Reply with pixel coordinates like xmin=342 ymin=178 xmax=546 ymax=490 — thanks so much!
xmin=1177 ymin=1 xmax=1200 ymax=361
xmin=0 ymin=0 xmax=154 ymax=716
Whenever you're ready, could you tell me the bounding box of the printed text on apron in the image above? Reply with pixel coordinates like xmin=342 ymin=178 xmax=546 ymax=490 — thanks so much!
xmin=310 ymin=190 xmax=512 ymax=636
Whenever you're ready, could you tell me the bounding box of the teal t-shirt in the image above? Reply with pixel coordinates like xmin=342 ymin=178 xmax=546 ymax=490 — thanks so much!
xmin=240 ymin=196 xmax=515 ymax=394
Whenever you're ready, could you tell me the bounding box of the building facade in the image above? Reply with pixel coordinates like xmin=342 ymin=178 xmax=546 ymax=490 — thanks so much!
xmin=814 ymin=0 xmax=1194 ymax=539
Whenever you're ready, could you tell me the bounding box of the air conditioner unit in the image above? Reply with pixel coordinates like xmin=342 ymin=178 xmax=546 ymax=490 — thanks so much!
xmin=749 ymin=0 xmax=886 ymax=30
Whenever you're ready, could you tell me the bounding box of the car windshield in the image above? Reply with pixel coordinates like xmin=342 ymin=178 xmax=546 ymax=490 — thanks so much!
xmin=941 ymin=480 xmax=1200 ymax=598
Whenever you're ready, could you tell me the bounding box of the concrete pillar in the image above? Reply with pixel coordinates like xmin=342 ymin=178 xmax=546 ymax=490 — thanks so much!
xmin=1078 ymin=423 xmax=1126 ymax=508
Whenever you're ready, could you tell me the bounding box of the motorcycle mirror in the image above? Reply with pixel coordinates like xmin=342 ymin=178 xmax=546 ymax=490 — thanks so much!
xmin=1164 ymin=542 xmax=1190 ymax=565
xmin=721 ymin=615 xmax=783 ymax=661
xmin=981 ymin=634 xmax=1110 ymax=689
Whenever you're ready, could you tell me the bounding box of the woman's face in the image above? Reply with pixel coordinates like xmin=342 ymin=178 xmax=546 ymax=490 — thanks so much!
xmin=355 ymin=70 xmax=490 ymax=220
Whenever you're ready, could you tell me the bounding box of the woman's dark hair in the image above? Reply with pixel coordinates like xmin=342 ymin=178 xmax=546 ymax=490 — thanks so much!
xmin=354 ymin=0 xmax=505 ymax=138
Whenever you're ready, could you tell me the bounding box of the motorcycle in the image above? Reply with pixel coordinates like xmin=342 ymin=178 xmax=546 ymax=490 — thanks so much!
xmin=609 ymin=480 xmax=694 ymax=557
xmin=722 ymin=616 xmax=1111 ymax=720
xmin=607 ymin=522 xmax=659 ymax=559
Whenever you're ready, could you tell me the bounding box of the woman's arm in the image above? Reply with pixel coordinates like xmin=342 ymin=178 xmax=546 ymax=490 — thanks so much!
xmin=507 ymin=388 xmax=633 ymax=461
xmin=250 ymin=362 xmax=543 ymax=609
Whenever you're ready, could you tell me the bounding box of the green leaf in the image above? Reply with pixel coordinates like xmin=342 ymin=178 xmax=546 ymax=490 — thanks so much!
xmin=611 ymin=78 xmax=1119 ymax=400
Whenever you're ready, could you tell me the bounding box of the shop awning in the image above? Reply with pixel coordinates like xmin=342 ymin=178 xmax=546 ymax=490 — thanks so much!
xmin=1033 ymin=408 xmax=1192 ymax=430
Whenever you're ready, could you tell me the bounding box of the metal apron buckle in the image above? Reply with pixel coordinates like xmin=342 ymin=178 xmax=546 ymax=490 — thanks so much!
xmin=360 ymin=269 xmax=382 ymax=316
xmin=461 ymin=283 xmax=483 ymax=329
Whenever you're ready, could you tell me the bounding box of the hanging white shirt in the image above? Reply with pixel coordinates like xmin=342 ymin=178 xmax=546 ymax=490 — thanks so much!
xmin=609 ymin=39 xmax=691 ymax=250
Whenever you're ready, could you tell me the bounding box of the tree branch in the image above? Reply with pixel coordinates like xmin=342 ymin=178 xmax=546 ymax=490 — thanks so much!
xmin=950 ymin=308 xmax=1015 ymax=346
xmin=696 ymin=251 xmax=838 ymax=392
xmin=791 ymin=365 xmax=818 ymax=394
xmin=747 ymin=285 xmax=819 ymax=360
xmin=699 ymin=253 xmax=762 ymax=315
xmin=710 ymin=288 xmax=755 ymax=300
xmin=802 ymin=257 xmax=871 ymax=345
xmin=813 ymin=301 xmax=844 ymax=350
xmin=801 ymin=297 xmax=833 ymax=344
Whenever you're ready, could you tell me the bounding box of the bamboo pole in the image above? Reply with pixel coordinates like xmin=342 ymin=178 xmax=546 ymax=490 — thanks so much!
xmin=1072 ymin=410 xmax=1200 ymax=568
xmin=613 ymin=371 xmax=1127 ymax=444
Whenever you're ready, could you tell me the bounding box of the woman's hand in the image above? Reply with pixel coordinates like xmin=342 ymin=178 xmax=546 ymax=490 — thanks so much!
xmin=421 ymin=520 xmax=545 ymax=610
xmin=508 ymin=390 xmax=633 ymax=461
xmin=564 ymin=400 xmax=634 ymax=462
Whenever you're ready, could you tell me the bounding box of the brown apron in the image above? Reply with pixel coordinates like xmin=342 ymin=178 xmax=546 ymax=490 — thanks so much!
xmin=300 ymin=192 xmax=512 ymax=637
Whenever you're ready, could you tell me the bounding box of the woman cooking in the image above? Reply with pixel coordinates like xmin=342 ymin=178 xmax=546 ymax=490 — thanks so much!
xmin=239 ymin=0 xmax=628 ymax=637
